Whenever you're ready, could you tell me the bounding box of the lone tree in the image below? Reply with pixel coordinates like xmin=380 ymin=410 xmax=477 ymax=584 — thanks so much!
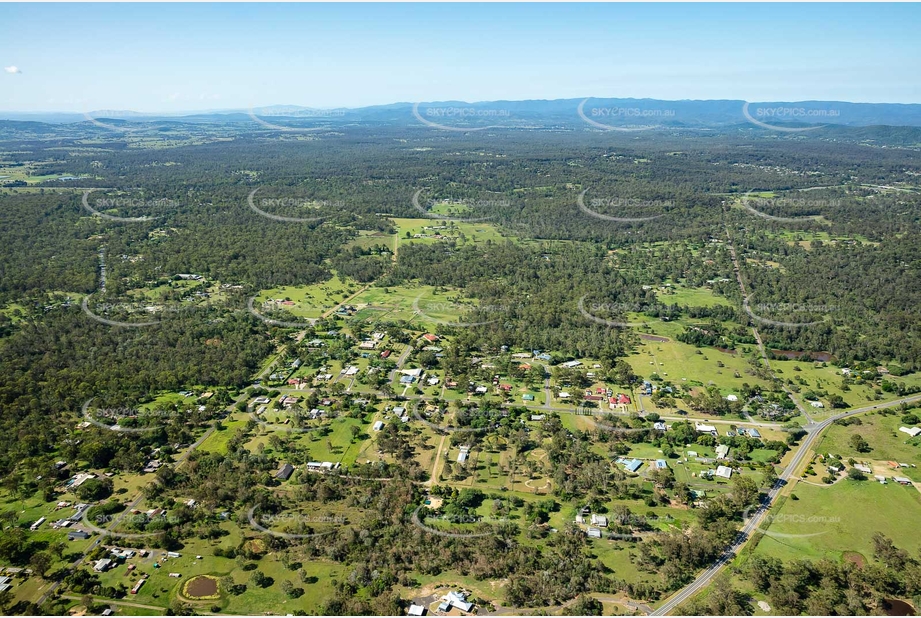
xmin=849 ymin=434 xmax=871 ymax=453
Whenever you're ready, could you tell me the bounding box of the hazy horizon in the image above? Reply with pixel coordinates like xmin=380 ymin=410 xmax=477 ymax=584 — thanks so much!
xmin=3 ymin=3 xmax=920 ymax=113
xmin=6 ymin=95 xmax=921 ymax=117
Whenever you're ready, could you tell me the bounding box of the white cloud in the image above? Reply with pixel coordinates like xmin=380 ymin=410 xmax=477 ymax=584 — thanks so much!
xmin=4 ymin=66 xmax=22 ymax=74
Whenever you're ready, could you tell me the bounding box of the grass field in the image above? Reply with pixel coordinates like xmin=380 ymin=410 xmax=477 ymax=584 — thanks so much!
xmin=197 ymin=417 xmax=250 ymax=454
xmin=345 ymin=229 xmax=397 ymax=252
xmin=0 ymin=162 xmax=91 ymax=185
xmin=753 ymin=480 xmax=921 ymax=563
xmin=391 ymin=217 xmax=512 ymax=246
xmin=622 ymin=319 xmax=772 ymax=398
xmin=89 ymin=521 xmax=343 ymax=614
xmin=816 ymin=411 xmax=921 ymax=478
xmin=349 ymin=284 xmax=479 ymax=329
xmin=246 ymin=414 xmax=370 ymax=467
xmin=254 ymin=275 xmax=362 ymax=319
xmin=765 ymin=229 xmax=877 ymax=249
xmin=774 ymin=359 xmax=921 ymax=416
xmin=655 ymin=286 xmax=733 ymax=309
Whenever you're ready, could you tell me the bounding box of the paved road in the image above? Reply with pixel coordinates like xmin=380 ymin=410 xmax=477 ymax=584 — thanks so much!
xmin=388 ymin=343 xmax=413 ymax=384
xmin=653 ymin=393 xmax=921 ymax=615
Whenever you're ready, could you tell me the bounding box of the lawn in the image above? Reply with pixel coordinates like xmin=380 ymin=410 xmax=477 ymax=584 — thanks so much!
xmin=655 ymin=286 xmax=733 ymax=309
xmin=391 ymin=217 xmax=511 ymax=246
xmin=753 ymin=480 xmax=921 ymax=563
xmin=196 ymin=416 xmax=249 ymax=455
xmin=770 ymin=360 xmax=921 ymax=417
xmin=621 ymin=319 xmax=773 ymax=397
xmin=347 ymin=284 xmax=481 ymax=329
xmin=254 ymin=275 xmax=363 ymax=319
xmin=90 ymin=523 xmax=343 ymax=613
xmin=816 ymin=411 xmax=921 ymax=479
xmin=247 ymin=414 xmax=371 ymax=468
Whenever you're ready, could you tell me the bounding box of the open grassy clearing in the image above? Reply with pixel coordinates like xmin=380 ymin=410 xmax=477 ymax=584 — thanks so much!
xmin=197 ymin=416 xmax=250 ymax=455
xmin=0 ymin=161 xmax=91 ymax=185
xmin=752 ymin=480 xmax=921 ymax=563
xmin=254 ymin=275 xmax=362 ymax=319
xmin=767 ymin=229 xmax=878 ymax=249
xmin=622 ymin=319 xmax=772 ymax=398
xmin=816 ymin=411 xmax=921 ymax=478
xmin=348 ymin=284 xmax=475 ymax=329
xmin=245 ymin=414 xmax=371 ymax=468
xmin=775 ymin=359 xmax=921 ymax=415
xmin=655 ymin=285 xmax=733 ymax=308
xmin=391 ymin=217 xmax=512 ymax=245
xmin=345 ymin=229 xmax=396 ymax=252
xmin=89 ymin=523 xmax=343 ymax=614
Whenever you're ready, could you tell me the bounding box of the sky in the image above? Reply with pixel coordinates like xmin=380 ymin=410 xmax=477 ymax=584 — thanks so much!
xmin=1 ymin=2 xmax=920 ymax=113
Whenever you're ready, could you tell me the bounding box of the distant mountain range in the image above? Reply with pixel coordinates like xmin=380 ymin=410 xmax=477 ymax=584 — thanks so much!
xmin=4 ymin=98 xmax=921 ymax=128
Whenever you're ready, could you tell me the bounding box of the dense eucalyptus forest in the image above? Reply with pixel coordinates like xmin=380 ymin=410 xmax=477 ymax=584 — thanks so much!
xmin=1 ymin=116 xmax=920 ymax=615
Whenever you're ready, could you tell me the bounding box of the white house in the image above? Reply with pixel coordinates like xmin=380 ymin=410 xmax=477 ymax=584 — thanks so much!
xmin=714 ymin=465 xmax=733 ymax=479
xmin=443 ymin=591 xmax=473 ymax=613
xmin=695 ymin=422 xmax=717 ymax=434
xmin=93 ymin=558 xmax=112 ymax=572
xmin=899 ymin=426 xmax=921 ymax=437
